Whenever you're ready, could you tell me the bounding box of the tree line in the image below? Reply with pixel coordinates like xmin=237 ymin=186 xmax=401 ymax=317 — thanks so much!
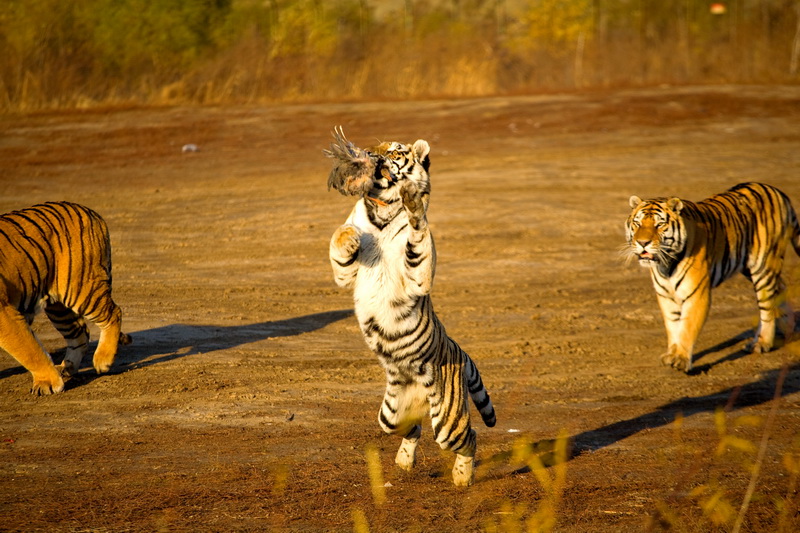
xmin=1 ymin=0 xmax=798 ymax=110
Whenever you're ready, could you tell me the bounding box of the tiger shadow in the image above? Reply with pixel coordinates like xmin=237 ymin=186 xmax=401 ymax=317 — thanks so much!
xmin=480 ymin=362 xmax=800 ymax=479
xmin=689 ymin=310 xmax=799 ymax=375
xmin=0 ymin=309 xmax=353 ymax=389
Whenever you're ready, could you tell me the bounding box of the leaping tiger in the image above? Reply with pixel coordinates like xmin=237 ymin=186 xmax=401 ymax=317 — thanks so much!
xmin=325 ymin=127 xmax=496 ymax=487
xmin=0 ymin=202 xmax=131 ymax=394
xmin=626 ymin=182 xmax=800 ymax=372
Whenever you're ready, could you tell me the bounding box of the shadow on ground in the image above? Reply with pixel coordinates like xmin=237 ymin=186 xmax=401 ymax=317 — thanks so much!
xmin=483 ymin=361 xmax=799 ymax=476
xmin=0 ymin=309 xmax=353 ymax=388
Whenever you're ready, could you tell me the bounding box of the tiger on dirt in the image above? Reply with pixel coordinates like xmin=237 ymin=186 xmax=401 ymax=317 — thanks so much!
xmin=0 ymin=202 xmax=131 ymax=395
xmin=325 ymin=128 xmax=496 ymax=486
xmin=626 ymin=182 xmax=799 ymax=372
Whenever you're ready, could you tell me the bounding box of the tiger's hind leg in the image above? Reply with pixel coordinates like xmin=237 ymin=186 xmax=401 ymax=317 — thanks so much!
xmin=90 ymin=301 xmax=131 ymax=374
xmin=748 ymin=274 xmax=792 ymax=353
xmin=378 ymin=378 xmax=428 ymax=472
xmin=429 ymin=356 xmax=477 ymax=487
xmin=75 ymin=280 xmax=131 ymax=374
xmin=395 ymin=425 xmax=422 ymax=471
xmin=45 ymin=301 xmax=89 ymax=377
xmin=0 ymin=305 xmax=64 ymax=395
xmin=444 ymin=430 xmax=477 ymax=488
xmin=452 ymin=442 xmax=476 ymax=487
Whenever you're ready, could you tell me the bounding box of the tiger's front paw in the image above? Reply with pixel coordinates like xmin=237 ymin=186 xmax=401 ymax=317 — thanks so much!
xmin=331 ymin=225 xmax=361 ymax=259
xmin=660 ymin=347 xmax=692 ymax=373
xmin=395 ymin=444 xmax=417 ymax=472
xmin=400 ymin=181 xmax=425 ymax=229
xmin=30 ymin=373 xmax=65 ymax=396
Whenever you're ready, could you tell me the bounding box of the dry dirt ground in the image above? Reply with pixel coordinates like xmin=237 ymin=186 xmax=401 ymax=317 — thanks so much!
xmin=1 ymin=85 xmax=800 ymax=532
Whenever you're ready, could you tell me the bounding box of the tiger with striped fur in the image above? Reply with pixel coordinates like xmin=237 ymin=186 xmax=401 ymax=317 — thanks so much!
xmin=626 ymin=182 xmax=799 ymax=372
xmin=0 ymin=202 xmax=131 ymax=394
xmin=326 ymin=129 xmax=496 ymax=486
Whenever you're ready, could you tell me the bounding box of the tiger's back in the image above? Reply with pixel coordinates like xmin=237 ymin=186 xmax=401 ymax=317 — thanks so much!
xmin=678 ymin=183 xmax=800 ymax=288
xmin=2 ymin=202 xmax=111 ymax=315
xmin=0 ymin=202 xmax=130 ymax=394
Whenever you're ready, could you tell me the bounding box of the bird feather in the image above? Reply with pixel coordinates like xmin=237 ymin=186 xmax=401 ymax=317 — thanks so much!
xmin=323 ymin=126 xmax=380 ymax=197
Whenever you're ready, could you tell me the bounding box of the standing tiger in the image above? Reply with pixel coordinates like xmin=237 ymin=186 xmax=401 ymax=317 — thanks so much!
xmin=325 ymin=128 xmax=496 ymax=487
xmin=626 ymin=182 xmax=800 ymax=372
xmin=0 ymin=202 xmax=131 ymax=395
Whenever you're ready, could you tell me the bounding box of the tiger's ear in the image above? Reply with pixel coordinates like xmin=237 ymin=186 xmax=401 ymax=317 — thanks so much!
xmin=413 ymin=139 xmax=430 ymax=162
xmin=629 ymin=195 xmax=642 ymax=209
xmin=666 ymin=197 xmax=684 ymax=214
xmin=413 ymin=139 xmax=431 ymax=172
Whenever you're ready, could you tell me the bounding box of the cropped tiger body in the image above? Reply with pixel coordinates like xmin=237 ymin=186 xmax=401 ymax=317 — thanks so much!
xmin=626 ymin=182 xmax=800 ymax=372
xmin=0 ymin=202 xmax=131 ymax=394
xmin=329 ymin=139 xmax=496 ymax=486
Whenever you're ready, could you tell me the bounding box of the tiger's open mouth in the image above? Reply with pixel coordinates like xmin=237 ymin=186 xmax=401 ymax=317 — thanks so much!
xmin=638 ymin=251 xmax=655 ymax=262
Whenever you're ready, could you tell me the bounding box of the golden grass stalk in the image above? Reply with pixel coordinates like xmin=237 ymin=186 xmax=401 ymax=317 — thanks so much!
xmin=731 ymin=363 xmax=789 ymax=533
xmin=364 ymin=443 xmax=386 ymax=507
xmin=352 ymin=507 xmax=369 ymax=533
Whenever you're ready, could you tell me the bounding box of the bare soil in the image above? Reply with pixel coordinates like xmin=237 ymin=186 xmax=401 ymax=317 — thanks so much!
xmin=1 ymin=85 xmax=800 ymax=532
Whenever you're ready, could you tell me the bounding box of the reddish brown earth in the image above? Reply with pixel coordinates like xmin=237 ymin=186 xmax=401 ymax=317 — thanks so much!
xmin=1 ymin=86 xmax=800 ymax=532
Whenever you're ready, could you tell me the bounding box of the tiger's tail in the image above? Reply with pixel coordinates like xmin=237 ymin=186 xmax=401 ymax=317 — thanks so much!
xmin=465 ymin=355 xmax=496 ymax=427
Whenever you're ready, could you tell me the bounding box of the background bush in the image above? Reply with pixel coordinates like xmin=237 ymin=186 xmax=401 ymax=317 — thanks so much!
xmin=1 ymin=0 xmax=799 ymax=111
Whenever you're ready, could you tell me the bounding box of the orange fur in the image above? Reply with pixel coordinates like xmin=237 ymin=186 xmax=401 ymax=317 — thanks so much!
xmin=0 ymin=202 xmax=130 ymax=394
xmin=627 ymin=182 xmax=800 ymax=372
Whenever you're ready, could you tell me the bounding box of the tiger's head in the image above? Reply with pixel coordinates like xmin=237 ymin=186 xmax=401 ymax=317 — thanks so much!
xmin=325 ymin=127 xmax=431 ymax=212
xmin=626 ymin=195 xmax=687 ymax=268
xmin=367 ymin=139 xmax=431 ymax=207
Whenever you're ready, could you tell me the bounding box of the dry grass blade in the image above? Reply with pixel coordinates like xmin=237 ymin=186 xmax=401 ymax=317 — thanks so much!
xmin=731 ymin=363 xmax=790 ymax=533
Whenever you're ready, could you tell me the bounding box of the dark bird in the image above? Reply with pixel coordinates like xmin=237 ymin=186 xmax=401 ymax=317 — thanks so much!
xmin=323 ymin=126 xmax=383 ymax=198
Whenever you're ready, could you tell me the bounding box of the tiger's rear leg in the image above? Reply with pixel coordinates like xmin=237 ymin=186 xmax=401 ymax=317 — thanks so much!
xmin=0 ymin=306 xmax=64 ymax=395
xmin=395 ymin=425 xmax=422 ymax=471
xmin=45 ymin=302 xmax=89 ymax=377
xmin=378 ymin=379 xmax=427 ymax=472
xmin=452 ymin=443 xmax=476 ymax=488
xmin=429 ymin=377 xmax=478 ymax=486
xmin=90 ymin=301 xmax=131 ymax=374
xmin=74 ymin=279 xmax=131 ymax=374
xmin=439 ymin=429 xmax=477 ymax=488
xmin=749 ymin=277 xmax=793 ymax=353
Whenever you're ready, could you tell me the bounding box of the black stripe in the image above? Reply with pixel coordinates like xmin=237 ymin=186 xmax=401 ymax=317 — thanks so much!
xmin=333 ymin=254 xmax=357 ymax=267
xmin=379 ymin=409 xmax=396 ymax=431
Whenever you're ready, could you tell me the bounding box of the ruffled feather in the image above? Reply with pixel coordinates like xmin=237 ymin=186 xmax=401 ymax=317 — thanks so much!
xmin=323 ymin=126 xmax=379 ymax=197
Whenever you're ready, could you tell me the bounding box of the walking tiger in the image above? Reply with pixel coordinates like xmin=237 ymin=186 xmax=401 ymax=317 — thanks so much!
xmin=0 ymin=202 xmax=131 ymax=394
xmin=626 ymin=182 xmax=799 ymax=372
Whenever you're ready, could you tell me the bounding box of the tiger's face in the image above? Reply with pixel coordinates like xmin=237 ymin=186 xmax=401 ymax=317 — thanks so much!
xmin=368 ymin=140 xmax=431 ymax=204
xmin=626 ymin=196 xmax=686 ymax=267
